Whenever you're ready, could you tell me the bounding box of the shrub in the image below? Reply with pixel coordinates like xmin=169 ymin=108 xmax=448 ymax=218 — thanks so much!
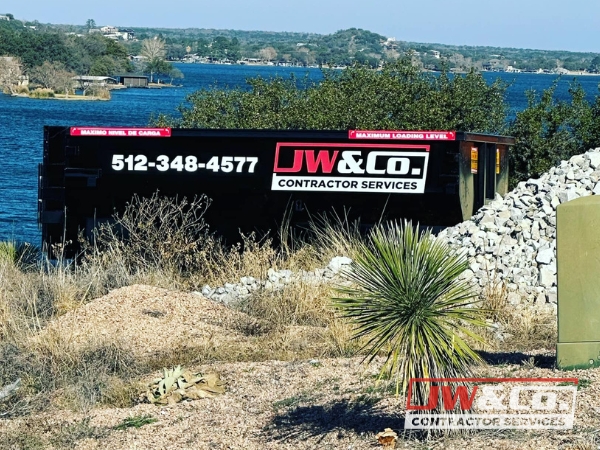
xmin=334 ymin=221 xmax=485 ymax=402
xmin=89 ymin=193 xmax=213 ymax=277
xmin=153 ymin=59 xmax=508 ymax=134
xmin=508 ymin=81 xmax=597 ymax=186
xmin=85 ymin=85 xmax=111 ymax=99
xmin=154 ymin=60 xmax=600 ymax=189
xmin=85 ymin=193 xmax=278 ymax=289
xmin=95 ymin=88 xmax=111 ymax=100
xmin=28 ymin=88 xmax=54 ymax=98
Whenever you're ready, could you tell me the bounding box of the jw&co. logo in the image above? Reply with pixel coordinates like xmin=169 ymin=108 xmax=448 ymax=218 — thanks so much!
xmin=271 ymin=142 xmax=430 ymax=193
xmin=404 ymin=377 xmax=578 ymax=430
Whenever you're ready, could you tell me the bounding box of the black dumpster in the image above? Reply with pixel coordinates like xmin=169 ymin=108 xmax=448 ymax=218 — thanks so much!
xmin=38 ymin=127 xmax=514 ymax=256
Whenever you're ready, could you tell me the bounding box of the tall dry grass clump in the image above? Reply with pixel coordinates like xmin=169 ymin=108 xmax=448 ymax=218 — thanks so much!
xmin=28 ymin=88 xmax=55 ymax=99
xmin=237 ymin=281 xmax=334 ymax=330
xmin=279 ymin=210 xmax=363 ymax=267
xmin=0 ymin=254 xmax=140 ymax=414
xmin=89 ymin=87 xmax=111 ymax=100
xmin=230 ymin=279 xmax=360 ymax=360
xmin=0 ymin=244 xmax=82 ymax=342
xmin=480 ymin=279 xmax=556 ymax=352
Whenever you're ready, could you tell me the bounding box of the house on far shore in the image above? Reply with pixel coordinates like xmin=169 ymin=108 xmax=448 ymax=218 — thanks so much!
xmin=72 ymin=75 xmax=118 ymax=87
xmin=482 ymin=59 xmax=504 ymax=71
xmin=239 ymin=58 xmax=262 ymax=65
xmin=100 ymin=26 xmax=118 ymax=34
xmin=113 ymin=74 xmax=148 ymax=87
xmin=505 ymin=65 xmax=522 ymax=73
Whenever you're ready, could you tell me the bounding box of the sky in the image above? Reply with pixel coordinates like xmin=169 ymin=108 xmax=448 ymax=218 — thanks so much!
xmin=4 ymin=0 xmax=600 ymax=53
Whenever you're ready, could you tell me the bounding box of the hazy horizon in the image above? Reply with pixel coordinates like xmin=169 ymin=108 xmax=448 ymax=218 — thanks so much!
xmin=4 ymin=0 xmax=599 ymax=53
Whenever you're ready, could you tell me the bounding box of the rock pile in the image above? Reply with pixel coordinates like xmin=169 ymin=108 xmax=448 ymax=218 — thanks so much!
xmin=438 ymin=148 xmax=600 ymax=307
xmin=198 ymin=256 xmax=352 ymax=305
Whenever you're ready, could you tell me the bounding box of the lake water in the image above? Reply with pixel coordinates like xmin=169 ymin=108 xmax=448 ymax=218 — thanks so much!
xmin=0 ymin=63 xmax=599 ymax=244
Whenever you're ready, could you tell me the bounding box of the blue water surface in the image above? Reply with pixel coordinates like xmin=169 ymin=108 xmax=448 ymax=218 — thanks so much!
xmin=0 ymin=63 xmax=598 ymax=244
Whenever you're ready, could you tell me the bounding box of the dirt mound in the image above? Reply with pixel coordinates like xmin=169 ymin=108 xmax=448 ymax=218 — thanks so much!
xmin=35 ymin=285 xmax=254 ymax=359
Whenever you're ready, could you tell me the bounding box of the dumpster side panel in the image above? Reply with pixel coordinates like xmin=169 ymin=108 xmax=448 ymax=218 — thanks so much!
xmin=39 ymin=127 xmax=511 ymax=256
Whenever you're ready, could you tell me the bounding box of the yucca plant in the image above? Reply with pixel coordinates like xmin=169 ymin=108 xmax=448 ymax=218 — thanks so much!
xmin=334 ymin=221 xmax=485 ymax=406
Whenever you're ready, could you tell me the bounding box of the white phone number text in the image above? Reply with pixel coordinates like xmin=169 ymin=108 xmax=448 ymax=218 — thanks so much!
xmin=111 ymin=155 xmax=258 ymax=173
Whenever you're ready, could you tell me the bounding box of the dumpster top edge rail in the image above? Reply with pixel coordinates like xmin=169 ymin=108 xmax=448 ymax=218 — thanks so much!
xmin=57 ymin=127 xmax=516 ymax=145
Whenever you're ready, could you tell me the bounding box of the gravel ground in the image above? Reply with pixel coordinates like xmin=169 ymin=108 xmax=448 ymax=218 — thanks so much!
xmin=2 ymin=285 xmax=600 ymax=450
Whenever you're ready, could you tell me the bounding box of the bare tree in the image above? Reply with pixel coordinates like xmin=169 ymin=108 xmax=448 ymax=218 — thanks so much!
xmin=259 ymin=46 xmax=278 ymax=63
xmin=141 ymin=37 xmax=166 ymax=60
xmin=29 ymin=61 xmax=62 ymax=89
xmin=54 ymin=68 xmax=76 ymax=97
xmin=0 ymin=57 xmax=23 ymax=95
xmin=30 ymin=61 xmax=75 ymax=95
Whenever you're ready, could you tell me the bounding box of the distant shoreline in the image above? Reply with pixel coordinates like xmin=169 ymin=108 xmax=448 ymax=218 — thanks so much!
xmin=179 ymin=61 xmax=600 ymax=77
xmin=9 ymin=93 xmax=110 ymax=101
xmin=54 ymin=94 xmax=110 ymax=101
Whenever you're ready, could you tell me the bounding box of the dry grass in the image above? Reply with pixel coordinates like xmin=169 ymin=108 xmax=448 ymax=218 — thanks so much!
xmin=232 ymin=280 xmax=361 ymax=359
xmin=236 ymin=281 xmax=334 ymax=329
xmin=288 ymin=210 xmax=364 ymax=268
xmin=500 ymin=306 xmax=557 ymax=351
xmin=0 ymin=277 xmax=358 ymax=415
xmin=481 ymin=277 xmax=509 ymax=322
xmin=28 ymin=88 xmax=55 ymax=98
xmin=472 ymin=240 xmax=557 ymax=354
xmin=0 ymin=317 xmax=138 ymax=415
xmin=479 ymin=277 xmax=556 ymax=352
xmin=83 ymin=193 xmax=294 ymax=290
xmin=14 ymin=85 xmax=29 ymax=95
xmin=0 ymin=194 xmax=555 ymax=426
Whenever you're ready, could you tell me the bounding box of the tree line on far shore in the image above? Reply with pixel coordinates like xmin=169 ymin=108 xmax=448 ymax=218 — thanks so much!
xmin=0 ymin=18 xmax=183 ymax=97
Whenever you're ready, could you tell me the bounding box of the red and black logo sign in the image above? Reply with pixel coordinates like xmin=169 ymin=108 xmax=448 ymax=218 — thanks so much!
xmin=272 ymin=142 xmax=430 ymax=193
